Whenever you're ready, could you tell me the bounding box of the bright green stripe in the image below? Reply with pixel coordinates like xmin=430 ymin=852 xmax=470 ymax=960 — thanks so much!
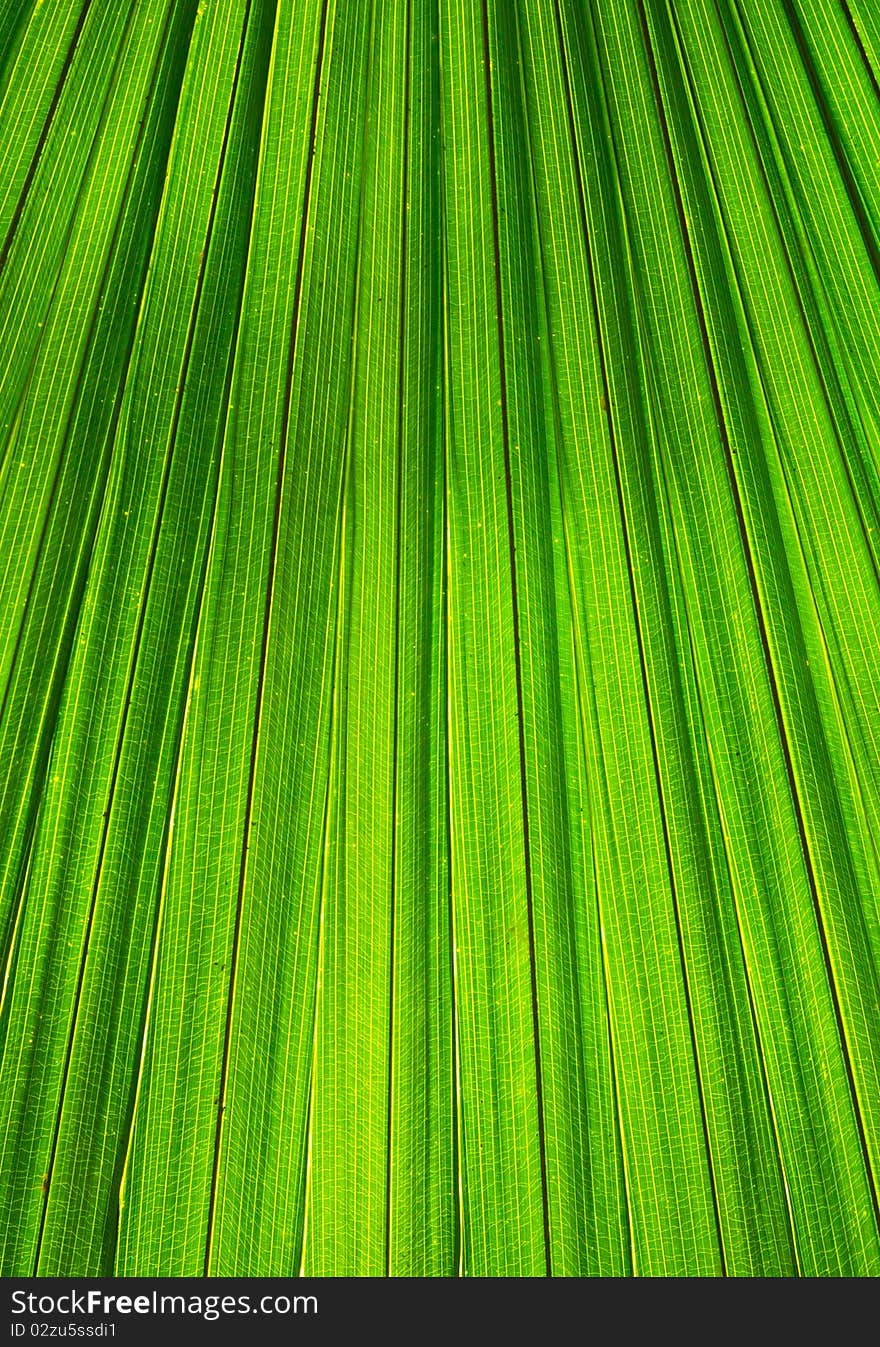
xmin=0 ymin=1 xmax=176 ymax=860
xmin=518 ymin=0 xmax=632 ymax=1275
xmin=0 ymin=1 xmax=88 ymax=235
xmin=0 ymin=0 xmax=38 ymax=89
xmin=488 ymin=0 xmax=598 ymax=1276
xmin=0 ymin=0 xmax=204 ymax=1275
xmin=713 ymin=3 xmax=880 ymax=576
xmin=614 ymin=0 xmax=880 ymax=1273
xmin=844 ymin=0 xmax=880 ymax=92
xmin=386 ymin=0 xmax=455 ymax=1277
xmin=538 ymin=0 xmax=731 ymax=1275
xmin=440 ymin=0 xmax=602 ymax=1276
xmin=649 ymin=0 xmax=880 ymax=1246
xmin=35 ymin=0 xmax=276 ymax=1276
xmin=560 ymin=0 xmax=795 ymax=1274
xmin=116 ymin=0 xmax=324 ymax=1274
xmin=0 ymin=0 xmax=199 ymax=1022
xmin=783 ymin=0 xmax=880 ymax=241
xmin=302 ymin=0 xmax=407 ymax=1274
xmin=598 ymin=0 xmax=858 ymax=1275
xmin=0 ymin=2 xmax=138 ymax=453
xmin=440 ymin=0 xmax=547 ymax=1276
xmin=720 ymin=0 xmax=880 ymax=516
xmin=208 ymin=0 xmax=372 ymax=1277
xmin=117 ymin=0 xmax=371 ymax=1275
xmin=710 ymin=0 xmax=880 ymax=868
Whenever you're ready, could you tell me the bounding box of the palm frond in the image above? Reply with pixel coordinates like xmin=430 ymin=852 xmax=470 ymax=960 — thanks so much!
xmin=1 ymin=0 xmax=880 ymax=1276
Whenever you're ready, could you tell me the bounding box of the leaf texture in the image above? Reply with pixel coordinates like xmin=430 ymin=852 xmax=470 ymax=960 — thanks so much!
xmin=1 ymin=0 xmax=880 ymax=1276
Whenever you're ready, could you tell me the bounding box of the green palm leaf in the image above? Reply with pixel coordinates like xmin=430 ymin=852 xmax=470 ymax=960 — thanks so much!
xmin=1 ymin=0 xmax=880 ymax=1276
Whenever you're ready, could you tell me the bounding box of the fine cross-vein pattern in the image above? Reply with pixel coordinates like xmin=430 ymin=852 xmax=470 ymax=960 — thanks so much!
xmin=1 ymin=0 xmax=880 ymax=1277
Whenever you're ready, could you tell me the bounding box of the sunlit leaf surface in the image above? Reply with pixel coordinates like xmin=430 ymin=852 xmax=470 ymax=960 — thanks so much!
xmin=1 ymin=0 xmax=880 ymax=1276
